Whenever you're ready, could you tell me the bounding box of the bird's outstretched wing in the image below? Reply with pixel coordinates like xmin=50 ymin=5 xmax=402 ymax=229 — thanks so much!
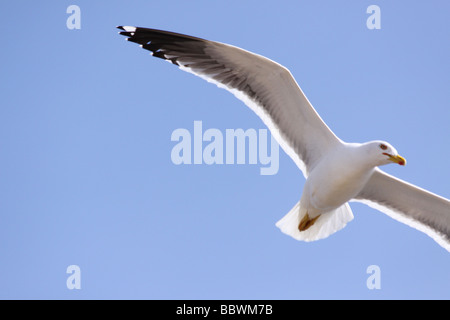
xmin=354 ymin=168 xmax=450 ymax=251
xmin=117 ymin=26 xmax=342 ymax=177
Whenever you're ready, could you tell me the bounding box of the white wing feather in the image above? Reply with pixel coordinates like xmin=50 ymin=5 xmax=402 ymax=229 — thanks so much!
xmin=354 ymin=168 xmax=450 ymax=251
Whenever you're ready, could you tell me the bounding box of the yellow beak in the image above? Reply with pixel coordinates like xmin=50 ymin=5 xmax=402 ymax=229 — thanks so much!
xmin=384 ymin=153 xmax=406 ymax=166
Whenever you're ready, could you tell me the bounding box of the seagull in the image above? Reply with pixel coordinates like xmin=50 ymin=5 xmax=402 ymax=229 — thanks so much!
xmin=117 ymin=26 xmax=450 ymax=251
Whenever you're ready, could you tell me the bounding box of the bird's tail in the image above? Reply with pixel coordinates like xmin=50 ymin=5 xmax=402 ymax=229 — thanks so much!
xmin=275 ymin=200 xmax=354 ymax=241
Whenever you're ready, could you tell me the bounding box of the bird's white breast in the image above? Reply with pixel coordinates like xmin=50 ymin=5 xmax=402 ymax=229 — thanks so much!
xmin=303 ymin=144 xmax=374 ymax=214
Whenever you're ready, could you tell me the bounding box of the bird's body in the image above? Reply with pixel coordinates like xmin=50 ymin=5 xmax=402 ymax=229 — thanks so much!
xmin=305 ymin=143 xmax=375 ymax=215
xmin=118 ymin=26 xmax=450 ymax=251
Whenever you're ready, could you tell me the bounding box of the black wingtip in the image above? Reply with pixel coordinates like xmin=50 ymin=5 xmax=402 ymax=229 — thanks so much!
xmin=117 ymin=26 xmax=127 ymax=35
xmin=119 ymin=31 xmax=132 ymax=37
xmin=117 ymin=26 xmax=137 ymax=37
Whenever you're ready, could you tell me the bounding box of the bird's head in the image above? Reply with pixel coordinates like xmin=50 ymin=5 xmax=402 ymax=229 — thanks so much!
xmin=366 ymin=141 xmax=406 ymax=167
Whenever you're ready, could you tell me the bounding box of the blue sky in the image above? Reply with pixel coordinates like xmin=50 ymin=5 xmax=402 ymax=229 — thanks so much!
xmin=0 ymin=1 xmax=449 ymax=299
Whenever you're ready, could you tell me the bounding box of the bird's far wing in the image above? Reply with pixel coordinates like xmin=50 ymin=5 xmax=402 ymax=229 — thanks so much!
xmin=118 ymin=26 xmax=342 ymax=177
xmin=353 ymin=168 xmax=450 ymax=251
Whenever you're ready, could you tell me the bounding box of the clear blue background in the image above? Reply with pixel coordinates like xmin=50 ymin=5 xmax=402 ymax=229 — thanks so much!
xmin=1 ymin=1 xmax=449 ymax=299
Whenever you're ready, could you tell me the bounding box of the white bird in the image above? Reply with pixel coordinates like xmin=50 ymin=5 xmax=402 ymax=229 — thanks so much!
xmin=118 ymin=26 xmax=450 ymax=251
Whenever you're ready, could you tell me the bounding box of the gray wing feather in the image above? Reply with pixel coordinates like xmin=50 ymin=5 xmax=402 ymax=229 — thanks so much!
xmin=118 ymin=26 xmax=341 ymax=176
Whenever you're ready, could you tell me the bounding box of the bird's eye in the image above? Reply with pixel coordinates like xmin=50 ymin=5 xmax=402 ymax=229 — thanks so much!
xmin=379 ymin=144 xmax=388 ymax=150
